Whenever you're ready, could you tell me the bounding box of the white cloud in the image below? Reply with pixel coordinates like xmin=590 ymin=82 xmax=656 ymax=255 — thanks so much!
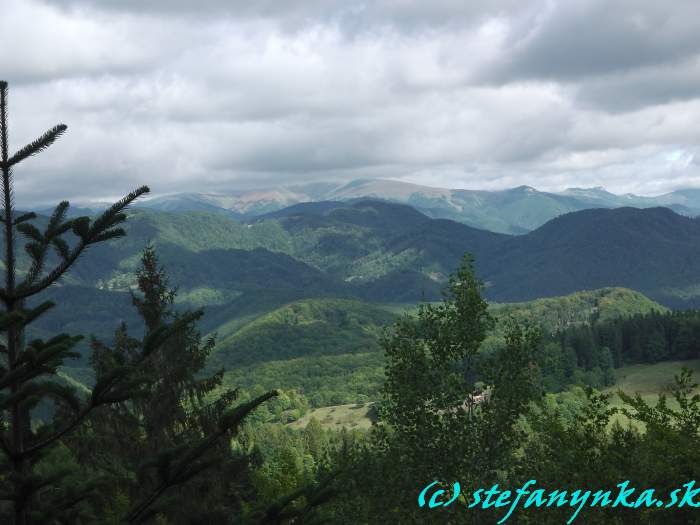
xmin=1 ymin=0 xmax=699 ymax=206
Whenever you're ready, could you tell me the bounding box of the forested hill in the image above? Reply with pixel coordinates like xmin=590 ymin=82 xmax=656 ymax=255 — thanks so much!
xmin=482 ymin=206 xmax=700 ymax=306
xmin=57 ymin=287 xmax=668 ymax=406
xmin=16 ymin=200 xmax=700 ymax=308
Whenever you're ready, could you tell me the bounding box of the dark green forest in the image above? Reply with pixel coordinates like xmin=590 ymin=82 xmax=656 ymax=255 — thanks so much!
xmin=19 ymin=195 xmax=700 ymax=311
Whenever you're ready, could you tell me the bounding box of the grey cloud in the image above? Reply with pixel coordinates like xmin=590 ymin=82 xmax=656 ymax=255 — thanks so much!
xmin=0 ymin=1 xmax=200 ymax=84
xmin=42 ymin=0 xmax=526 ymax=32
xmin=2 ymin=0 xmax=700 ymax=205
xmin=572 ymin=56 xmax=700 ymax=112
xmin=487 ymin=0 xmax=700 ymax=82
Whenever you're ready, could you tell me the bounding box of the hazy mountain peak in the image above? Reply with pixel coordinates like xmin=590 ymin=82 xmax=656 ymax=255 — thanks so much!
xmin=560 ymin=186 xmax=615 ymax=197
xmin=511 ymin=185 xmax=538 ymax=193
xmin=328 ymin=178 xmax=451 ymax=200
xmin=125 ymin=178 xmax=700 ymax=235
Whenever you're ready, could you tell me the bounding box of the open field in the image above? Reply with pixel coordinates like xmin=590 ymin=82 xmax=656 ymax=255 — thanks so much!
xmin=288 ymin=403 xmax=375 ymax=430
xmin=603 ymin=359 xmax=700 ymax=427
xmin=606 ymin=359 xmax=700 ymax=396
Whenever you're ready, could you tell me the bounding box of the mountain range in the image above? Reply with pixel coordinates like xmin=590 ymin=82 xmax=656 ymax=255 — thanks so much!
xmin=22 ymin=199 xmax=699 ymax=314
xmin=20 ymin=197 xmax=697 ymax=400
xmin=124 ymin=179 xmax=700 ymax=234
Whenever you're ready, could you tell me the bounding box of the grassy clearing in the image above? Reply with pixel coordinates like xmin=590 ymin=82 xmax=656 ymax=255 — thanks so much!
xmin=603 ymin=359 xmax=700 ymax=427
xmin=608 ymin=360 xmax=700 ymax=395
xmin=288 ymin=403 xmax=375 ymax=430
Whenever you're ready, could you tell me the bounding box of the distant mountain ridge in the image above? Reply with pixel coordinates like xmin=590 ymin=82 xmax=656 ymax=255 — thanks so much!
xmin=123 ymin=179 xmax=700 ymax=234
xmin=28 ymin=199 xmax=698 ymax=309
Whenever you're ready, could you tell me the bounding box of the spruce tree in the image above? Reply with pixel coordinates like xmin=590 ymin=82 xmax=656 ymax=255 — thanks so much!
xmin=69 ymin=247 xmax=340 ymax=524
xmin=0 ymin=79 xmax=153 ymax=523
xmin=77 ymin=245 xmax=277 ymax=523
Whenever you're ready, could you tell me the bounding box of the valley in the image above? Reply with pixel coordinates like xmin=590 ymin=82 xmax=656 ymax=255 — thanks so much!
xmin=26 ymin=198 xmax=699 ymax=428
xmin=56 ymin=285 xmax=671 ymax=411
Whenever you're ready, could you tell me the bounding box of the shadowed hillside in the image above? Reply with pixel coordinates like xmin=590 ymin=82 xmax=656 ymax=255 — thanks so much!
xmin=11 ymin=202 xmax=700 ymax=308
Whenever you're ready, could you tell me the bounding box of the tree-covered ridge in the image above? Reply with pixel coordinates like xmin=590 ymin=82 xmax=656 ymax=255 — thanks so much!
xmin=36 ymin=200 xmax=700 ymax=308
xmin=200 ymin=288 xmax=667 ymax=409
xmin=490 ymin=287 xmax=668 ymax=336
xmin=207 ymin=298 xmax=396 ymax=369
xmin=220 ymin=353 xmax=386 ymax=409
xmin=206 ymin=287 xmax=666 ymax=368
xmin=56 ymin=287 xmax=667 ymax=411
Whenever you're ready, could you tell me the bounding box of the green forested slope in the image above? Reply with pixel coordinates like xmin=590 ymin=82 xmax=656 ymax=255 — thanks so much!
xmin=57 ymin=286 xmax=669 ymax=406
xmin=35 ymin=201 xmax=700 ymax=307
xmin=490 ymin=287 xmax=668 ymax=336
xmin=207 ymin=298 xmax=395 ymax=369
xmin=203 ymin=288 xmax=667 ymax=407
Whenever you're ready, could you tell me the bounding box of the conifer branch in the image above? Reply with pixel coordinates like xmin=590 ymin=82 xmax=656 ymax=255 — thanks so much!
xmin=256 ymin=469 xmax=340 ymax=524
xmin=12 ymin=212 xmax=36 ymax=225
xmin=13 ymin=185 xmax=150 ymax=300
xmin=0 ymin=432 xmax=13 ymax=457
xmin=7 ymin=124 xmax=67 ymax=167
xmin=1 ymin=80 xmax=15 ymax=300
xmin=19 ymin=402 xmax=97 ymax=459
xmin=125 ymin=390 xmax=279 ymax=523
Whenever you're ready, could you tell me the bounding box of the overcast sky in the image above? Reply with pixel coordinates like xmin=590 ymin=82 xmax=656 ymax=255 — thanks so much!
xmin=1 ymin=0 xmax=699 ymax=204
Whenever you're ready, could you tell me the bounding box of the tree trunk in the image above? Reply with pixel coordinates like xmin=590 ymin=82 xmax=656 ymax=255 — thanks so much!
xmin=2 ymin=85 xmax=27 ymax=525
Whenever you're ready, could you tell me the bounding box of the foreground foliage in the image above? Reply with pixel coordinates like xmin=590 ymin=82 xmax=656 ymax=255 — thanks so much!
xmin=0 ymin=81 xmax=276 ymax=524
